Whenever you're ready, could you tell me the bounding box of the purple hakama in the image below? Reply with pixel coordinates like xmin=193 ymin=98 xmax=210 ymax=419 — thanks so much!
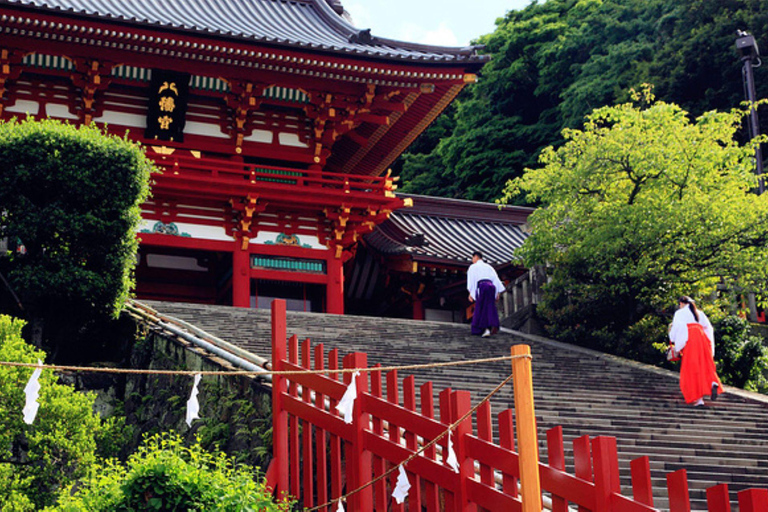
xmin=471 ymin=280 xmax=500 ymax=335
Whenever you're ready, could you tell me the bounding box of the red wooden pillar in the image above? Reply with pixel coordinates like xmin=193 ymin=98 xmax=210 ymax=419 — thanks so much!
xmin=233 ymin=237 xmax=251 ymax=307
xmin=327 ymin=254 xmax=344 ymax=314
xmin=271 ymin=300 xmax=289 ymax=499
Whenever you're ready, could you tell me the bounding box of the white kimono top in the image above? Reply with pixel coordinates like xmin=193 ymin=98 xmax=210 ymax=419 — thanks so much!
xmin=467 ymin=260 xmax=505 ymax=300
xmin=669 ymin=307 xmax=715 ymax=356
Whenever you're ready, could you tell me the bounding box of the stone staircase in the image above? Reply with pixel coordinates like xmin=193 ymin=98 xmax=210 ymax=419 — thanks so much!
xmin=141 ymin=301 xmax=768 ymax=511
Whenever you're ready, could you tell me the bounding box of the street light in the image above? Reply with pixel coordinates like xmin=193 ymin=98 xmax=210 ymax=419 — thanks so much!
xmin=736 ymin=30 xmax=764 ymax=194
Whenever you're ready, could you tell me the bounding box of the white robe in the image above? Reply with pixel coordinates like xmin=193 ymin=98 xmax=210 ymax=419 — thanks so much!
xmin=669 ymin=307 xmax=715 ymax=356
xmin=467 ymin=260 xmax=505 ymax=300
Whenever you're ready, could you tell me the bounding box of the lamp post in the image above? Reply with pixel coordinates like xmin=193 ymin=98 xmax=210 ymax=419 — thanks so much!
xmin=736 ymin=30 xmax=764 ymax=194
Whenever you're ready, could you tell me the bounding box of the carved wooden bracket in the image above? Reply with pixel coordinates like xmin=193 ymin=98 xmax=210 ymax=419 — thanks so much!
xmin=226 ymin=81 xmax=265 ymax=154
xmin=70 ymin=58 xmax=112 ymax=124
xmin=303 ymin=84 xmax=406 ymax=165
xmin=0 ymin=48 xmax=23 ymax=116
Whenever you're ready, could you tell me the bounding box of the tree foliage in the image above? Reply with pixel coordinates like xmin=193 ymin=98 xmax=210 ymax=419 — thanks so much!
xmin=0 ymin=315 xmax=102 ymax=510
xmin=51 ymin=432 xmax=294 ymax=512
xmin=507 ymin=91 xmax=768 ymax=361
xmin=0 ymin=118 xmax=153 ymax=349
xmin=398 ymin=0 xmax=768 ymax=203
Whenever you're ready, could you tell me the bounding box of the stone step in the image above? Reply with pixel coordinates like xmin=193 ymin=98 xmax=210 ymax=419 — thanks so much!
xmin=140 ymin=301 xmax=768 ymax=511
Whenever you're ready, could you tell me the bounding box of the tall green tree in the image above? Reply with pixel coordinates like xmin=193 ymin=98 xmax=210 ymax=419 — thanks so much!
xmin=0 ymin=118 xmax=153 ymax=352
xmin=398 ymin=0 xmax=768 ymax=203
xmin=506 ymin=90 xmax=768 ymax=360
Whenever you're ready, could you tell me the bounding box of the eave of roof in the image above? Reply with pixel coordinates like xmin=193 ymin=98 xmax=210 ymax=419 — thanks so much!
xmin=0 ymin=0 xmax=489 ymax=66
xmin=366 ymin=195 xmax=532 ymax=267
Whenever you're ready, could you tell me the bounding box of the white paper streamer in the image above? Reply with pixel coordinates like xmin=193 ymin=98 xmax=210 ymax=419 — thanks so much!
xmin=335 ymin=371 xmax=360 ymax=424
xmin=185 ymin=374 xmax=202 ymax=427
xmin=392 ymin=465 xmax=411 ymax=504
xmin=335 ymin=499 xmax=345 ymax=512
xmin=446 ymin=431 xmax=459 ymax=473
xmin=23 ymin=359 xmax=43 ymax=425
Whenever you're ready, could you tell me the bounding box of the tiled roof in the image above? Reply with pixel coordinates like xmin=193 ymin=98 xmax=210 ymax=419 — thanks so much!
xmin=2 ymin=0 xmax=488 ymax=64
xmin=366 ymin=194 xmax=533 ymax=267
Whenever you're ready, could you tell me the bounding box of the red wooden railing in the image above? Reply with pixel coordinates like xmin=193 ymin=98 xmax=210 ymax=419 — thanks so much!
xmin=148 ymin=153 xmax=395 ymax=195
xmin=266 ymin=299 xmax=768 ymax=511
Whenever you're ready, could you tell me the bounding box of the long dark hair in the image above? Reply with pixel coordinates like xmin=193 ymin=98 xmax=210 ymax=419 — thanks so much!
xmin=679 ymin=296 xmax=699 ymax=322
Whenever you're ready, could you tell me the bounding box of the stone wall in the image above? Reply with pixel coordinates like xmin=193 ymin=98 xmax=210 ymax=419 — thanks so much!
xmin=70 ymin=319 xmax=274 ymax=469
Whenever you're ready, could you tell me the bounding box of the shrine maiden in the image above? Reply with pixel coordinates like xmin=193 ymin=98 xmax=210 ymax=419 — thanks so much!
xmin=669 ymin=296 xmax=723 ymax=406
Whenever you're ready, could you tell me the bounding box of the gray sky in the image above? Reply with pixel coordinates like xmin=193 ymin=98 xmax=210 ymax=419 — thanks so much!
xmin=343 ymin=0 xmax=534 ymax=47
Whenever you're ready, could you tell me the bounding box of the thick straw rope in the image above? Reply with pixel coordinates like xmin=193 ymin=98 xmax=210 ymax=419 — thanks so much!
xmin=0 ymin=353 xmax=530 ymax=377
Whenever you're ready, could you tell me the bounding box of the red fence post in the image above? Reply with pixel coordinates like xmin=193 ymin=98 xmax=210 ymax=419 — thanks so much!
xmin=314 ymin=344 xmax=328 ymax=512
xmin=288 ymin=335 xmax=300 ymax=500
xmin=403 ymin=376 xmax=422 ymax=510
xmin=706 ymin=483 xmax=731 ymax=512
xmin=343 ymin=352 xmax=372 ymax=512
xmin=498 ymin=410 xmax=519 ymax=498
xmin=547 ymin=426 xmax=569 ymax=512
xmin=573 ymin=435 xmax=593 ymax=507
xmin=271 ymin=299 xmax=289 ymax=500
xmin=388 ymin=370 xmax=404 ymax=512
xmin=630 ymin=456 xmax=654 ymax=507
xmin=591 ymin=436 xmax=620 ymax=512
xmin=451 ymin=390 xmax=476 ymax=512
xmin=421 ymin=381 xmax=440 ymax=512
xmin=738 ymin=488 xmax=768 ymax=512
xmin=371 ymin=365 xmax=388 ymax=511
xmin=301 ymin=338 xmax=314 ymax=509
xmin=328 ymin=349 xmax=343 ymax=503
xmin=666 ymin=469 xmax=691 ymax=512
xmin=440 ymin=388 xmax=456 ymax=510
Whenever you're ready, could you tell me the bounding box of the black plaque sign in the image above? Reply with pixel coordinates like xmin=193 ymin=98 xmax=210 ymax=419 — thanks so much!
xmin=145 ymin=69 xmax=190 ymax=142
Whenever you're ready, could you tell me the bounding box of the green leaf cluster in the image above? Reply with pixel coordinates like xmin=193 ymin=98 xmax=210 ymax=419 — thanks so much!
xmin=398 ymin=0 xmax=768 ymax=203
xmin=714 ymin=315 xmax=768 ymax=392
xmin=0 ymin=118 xmax=153 ymax=347
xmin=0 ymin=315 xmax=102 ymax=510
xmin=508 ymin=93 xmax=768 ymax=362
xmin=51 ymin=432 xmax=294 ymax=512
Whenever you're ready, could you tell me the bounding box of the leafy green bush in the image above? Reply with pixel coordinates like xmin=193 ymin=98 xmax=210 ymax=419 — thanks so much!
xmin=52 ymin=432 xmax=293 ymax=512
xmin=714 ymin=315 xmax=768 ymax=393
xmin=0 ymin=315 xmax=102 ymax=509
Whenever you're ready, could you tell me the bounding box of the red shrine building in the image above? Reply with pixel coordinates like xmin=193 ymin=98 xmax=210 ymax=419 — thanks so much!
xmin=0 ymin=0 xmax=531 ymax=317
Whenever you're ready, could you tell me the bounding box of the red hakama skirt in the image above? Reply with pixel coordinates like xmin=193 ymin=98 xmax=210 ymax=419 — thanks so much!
xmin=679 ymin=323 xmax=723 ymax=403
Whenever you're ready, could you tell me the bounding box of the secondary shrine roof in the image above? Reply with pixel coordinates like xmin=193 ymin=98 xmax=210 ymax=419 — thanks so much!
xmin=366 ymin=194 xmax=533 ymax=267
xmin=2 ymin=0 xmax=487 ymax=64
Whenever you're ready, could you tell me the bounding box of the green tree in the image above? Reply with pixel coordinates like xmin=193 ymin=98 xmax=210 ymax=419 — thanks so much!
xmin=0 ymin=118 xmax=153 ymax=351
xmin=397 ymin=0 xmax=768 ymax=203
xmin=51 ymin=432 xmax=294 ymax=512
xmin=506 ymin=90 xmax=768 ymax=361
xmin=0 ymin=315 xmax=102 ymax=510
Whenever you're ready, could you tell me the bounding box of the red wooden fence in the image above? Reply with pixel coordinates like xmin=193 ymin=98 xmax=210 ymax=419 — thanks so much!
xmin=265 ymin=300 xmax=768 ymax=511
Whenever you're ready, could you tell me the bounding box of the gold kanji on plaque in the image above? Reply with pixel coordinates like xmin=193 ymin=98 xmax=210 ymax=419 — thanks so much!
xmin=158 ymin=96 xmax=176 ymax=112
xmin=158 ymin=81 xmax=179 ymax=95
xmin=158 ymin=116 xmax=173 ymax=130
